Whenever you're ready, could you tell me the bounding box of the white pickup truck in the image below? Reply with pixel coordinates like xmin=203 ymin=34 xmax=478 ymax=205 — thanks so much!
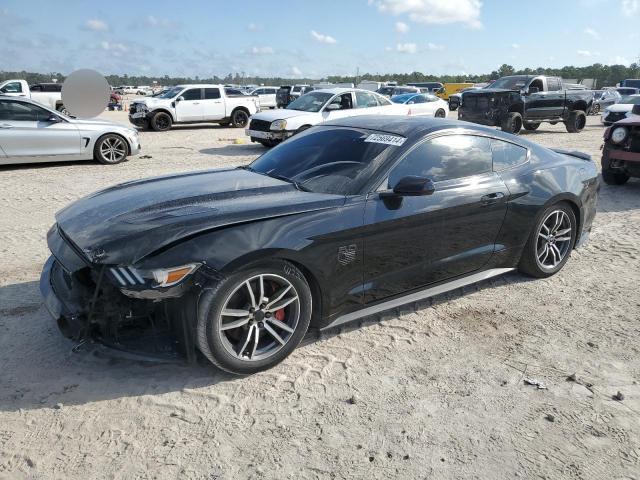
xmin=0 ymin=79 xmax=67 ymax=114
xmin=128 ymin=84 xmax=260 ymax=131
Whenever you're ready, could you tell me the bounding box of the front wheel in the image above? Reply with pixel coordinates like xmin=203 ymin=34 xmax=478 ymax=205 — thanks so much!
xmin=565 ymin=110 xmax=586 ymax=133
xmin=602 ymin=169 xmax=630 ymax=185
xmin=150 ymin=112 xmax=172 ymax=131
xmin=518 ymin=203 xmax=576 ymax=278
xmin=523 ymin=122 xmax=540 ymax=131
xmin=501 ymin=112 xmax=523 ymax=135
xmin=94 ymin=134 xmax=128 ymax=165
xmin=591 ymin=104 xmax=600 ymax=115
xmin=196 ymin=261 xmax=312 ymax=375
xmin=435 ymin=109 xmax=447 ymax=118
xmin=230 ymin=109 xmax=250 ymax=128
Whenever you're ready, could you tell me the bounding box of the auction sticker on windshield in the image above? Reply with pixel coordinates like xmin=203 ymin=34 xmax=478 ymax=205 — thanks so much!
xmin=364 ymin=133 xmax=406 ymax=147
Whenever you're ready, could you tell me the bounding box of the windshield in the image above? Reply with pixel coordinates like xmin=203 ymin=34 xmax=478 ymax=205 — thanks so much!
xmin=619 ymin=95 xmax=640 ymax=105
xmin=391 ymin=94 xmax=416 ymax=104
xmin=286 ymin=92 xmax=333 ymax=112
xmin=248 ymin=126 xmax=400 ymax=194
xmin=490 ymin=76 xmax=530 ymax=91
xmin=157 ymin=86 xmax=183 ymax=99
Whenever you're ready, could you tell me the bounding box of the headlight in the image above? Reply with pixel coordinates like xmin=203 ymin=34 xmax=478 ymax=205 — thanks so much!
xmin=270 ymin=119 xmax=287 ymax=131
xmin=111 ymin=263 xmax=200 ymax=288
xmin=611 ymin=126 xmax=628 ymax=144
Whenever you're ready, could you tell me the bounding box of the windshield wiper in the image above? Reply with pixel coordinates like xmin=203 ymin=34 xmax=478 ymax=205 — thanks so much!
xmin=268 ymin=173 xmax=311 ymax=192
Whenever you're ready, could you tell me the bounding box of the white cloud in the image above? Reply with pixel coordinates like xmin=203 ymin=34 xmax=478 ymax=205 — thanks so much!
xmin=613 ymin=55 xmax=631 ymax=65
xmin=291 ymin=66 xmax=302 ymax=76
xmin=427 ymin=42 xmax=444 ymax=51
xmin=146 ymin=15 xmax=172 ymax=28
xmin=512 ymin=43 xmax=520 ymax=49
xmin=622 ymin=0 xmax=639 ymax=16
xmin=100 ymin=41 xmax=128 ymax=53
xmin=84 ymin=19 xmax=108 ymax=32
xmin=584 ymin=27 xmax=600 ymax=39
xmin=395 ymin=42 xmax=417 ymax=53
xmin=310 ymin=30 xmax=337 ymax=44
xmin=577 ymin=50 xmax=592 ymax=57
xmin=250 ymin=46 xmax=274 ymax=55
xmin=372 ymin=0 xmax=482 ymax=28
xmin=247 ymin=23 xmax=261 ymax=31
xmin=395 ymin=21 xmax=409 ymax=33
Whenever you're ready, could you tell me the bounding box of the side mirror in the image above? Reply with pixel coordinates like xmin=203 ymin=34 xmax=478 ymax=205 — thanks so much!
xmin=325 ymin=103 xmax=340 ymax=111
xmin=382 ymin=176 xmax=436 ymax=197
xmin=176 ymin=96 xmax=184 ymax=102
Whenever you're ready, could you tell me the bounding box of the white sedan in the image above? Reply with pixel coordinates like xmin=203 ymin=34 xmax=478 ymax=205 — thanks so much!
xmin=246 ymin=88 xmax=406 ymax=147
xmin=391 ymin=93 xmax=449 ymax=118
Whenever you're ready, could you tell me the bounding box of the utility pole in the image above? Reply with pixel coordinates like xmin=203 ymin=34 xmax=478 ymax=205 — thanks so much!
xmin=355 ymin=67 xmax=359 ymax=87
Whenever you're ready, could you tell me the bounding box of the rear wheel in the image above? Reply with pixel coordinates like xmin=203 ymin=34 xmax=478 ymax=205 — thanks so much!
xmin=523 ymin=122 xmax=540 ymax=131
xmin=591 ymin=104 xmax=600 ymax=115
xmin=449 ymin=102 xmax=458 ymax=111
xmin=196 ymin=261 xmax=312 ymax=375
xmin=602 ymin=169 xmax=630 ymax=185
xmin=231 ymin=109 xmax=250 ymax=128
xmin=501 ymin=112 xmax=523 ymax=135
xmin=518 ymin=203 xmax=576 ymax=278
xmin=94 ymin=134 xmax=128 ymax=165
xmin=435 ymin=109 xmax=447 ymax=118
xmin=564 ymin=110 xmax=586 ymax=133
xmin=150 ymin=112 xmax=172 ymax=131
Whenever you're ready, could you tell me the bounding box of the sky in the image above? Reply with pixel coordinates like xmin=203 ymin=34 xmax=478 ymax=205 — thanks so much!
xmin=0 ymin=0 xmax=638 ymax=79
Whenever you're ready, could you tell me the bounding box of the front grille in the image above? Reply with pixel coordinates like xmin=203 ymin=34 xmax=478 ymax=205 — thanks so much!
xmin=249 ymin=119 xmax=271 ymax=132
xmin=605 ymin=112 xmax=626 ymax=123
xmin=463 ymin=96 xmax=489 ymax=110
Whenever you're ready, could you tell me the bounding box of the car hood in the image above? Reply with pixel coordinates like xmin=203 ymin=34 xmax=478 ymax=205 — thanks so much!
xmin=463 ymin=88 xmax=515 ymax=95
xmin=607 ymin=104 xmax=635 ymax=113
xmin=55 ymin=168 xmax=344 ymax=265
xmin=69 ymin=118 xmax=131 ymax=129
xmin=251 ymin=109 xmax=317 ymax=122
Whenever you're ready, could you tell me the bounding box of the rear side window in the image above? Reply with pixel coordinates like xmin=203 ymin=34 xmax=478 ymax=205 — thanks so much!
xmin=355 ymin=91 xmax=379 ymax=108
xmin=389 ymin=135 xmax=492 ymax=185
xmin=205 ymin=88 xmax=220 ymax=99
xmin=491 ymin=139 xmax=528 ymax=171
xmin=547 ymin=77 xmax=561 ymax=91
xmin=182 ymin=88 xmax=202 ymax=100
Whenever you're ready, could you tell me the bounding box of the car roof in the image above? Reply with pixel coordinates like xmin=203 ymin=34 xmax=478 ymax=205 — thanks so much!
xmin=320 ymin=115 xmax=533 ymax=145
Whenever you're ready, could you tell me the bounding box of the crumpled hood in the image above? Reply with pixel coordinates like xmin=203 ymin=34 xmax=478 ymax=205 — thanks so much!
xmin=607 ymin=103 xmax=635 ymax=113
xmin=56 ymin=168 xmax=344 ymax=265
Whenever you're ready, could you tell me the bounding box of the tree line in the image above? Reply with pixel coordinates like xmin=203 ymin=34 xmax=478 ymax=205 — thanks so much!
xmin=2 ymin=63 xmax=639 ymax=89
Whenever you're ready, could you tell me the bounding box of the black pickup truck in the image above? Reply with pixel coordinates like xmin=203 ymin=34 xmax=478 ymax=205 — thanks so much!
xmin=458 ymin=75 xmax=594 ymax=134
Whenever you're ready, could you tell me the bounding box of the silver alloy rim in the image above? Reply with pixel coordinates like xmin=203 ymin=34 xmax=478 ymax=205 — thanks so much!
xmin=536 ymin=210 xmax=572 ymax=270
xmin=218 ymin=274 xmax=300 ymax=362
xmin=100 ymin=137 xmax=126 ymax=163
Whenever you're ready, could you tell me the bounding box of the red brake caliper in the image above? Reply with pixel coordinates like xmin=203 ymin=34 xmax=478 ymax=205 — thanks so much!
xmin=274 ymin=308 xmax=286 ymax=321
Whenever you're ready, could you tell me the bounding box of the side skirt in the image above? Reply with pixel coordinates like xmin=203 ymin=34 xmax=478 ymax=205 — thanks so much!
xmin=322 ymin=268 xmax=514 ymax=331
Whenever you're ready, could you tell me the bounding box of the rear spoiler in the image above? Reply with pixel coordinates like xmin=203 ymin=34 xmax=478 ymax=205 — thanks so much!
xmin=551 ymin=148 xmax=592 ymax=161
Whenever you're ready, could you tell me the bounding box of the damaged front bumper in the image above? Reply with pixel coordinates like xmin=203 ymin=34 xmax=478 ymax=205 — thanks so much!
xmin=245 ymin=128 xmax=293 ymax=142
xmin=39 ymin=226 xmax=204 ymax=362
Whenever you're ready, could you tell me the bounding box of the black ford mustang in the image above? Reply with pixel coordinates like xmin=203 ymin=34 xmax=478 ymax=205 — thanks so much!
xmin=41 ymin=116 xmax=598 ymax=374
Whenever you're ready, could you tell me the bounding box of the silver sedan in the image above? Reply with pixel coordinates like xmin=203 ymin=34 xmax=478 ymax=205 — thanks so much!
xmin=0 ymin=95 xmax=140 ymax=166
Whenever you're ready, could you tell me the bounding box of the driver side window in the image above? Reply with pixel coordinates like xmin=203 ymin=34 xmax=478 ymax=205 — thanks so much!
xmin=0 ymin=100 xmax=50 ymax=121
xmin=181 ymin=88 xmax=202 ymax=101
xmin=388 ymin=135 xmax=492 ymax=186
xmin=1 ymin=82 xmax=23 ymax=94
xmin=328 ymin=93 xmax=353 ymax=110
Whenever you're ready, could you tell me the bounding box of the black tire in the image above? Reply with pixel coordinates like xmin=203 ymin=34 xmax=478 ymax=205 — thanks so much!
xmin=602 ymin=169 xmax=630 ymax=185
xmin=230 ymin=109 xmax=250 ymax=128
xmin=501 ymin=112 xmax=523 ymax=135
xmin=518 ymin=202 xmax=577 ymax=278
xmin=196 ymin=260 xmax=312 ymax=375
xmin=219 ymin=121 xmax=231 ymax=127
xmin=258 ymin=140 xmax=279 ymax=148
xmin=150 ymin=111 xmax=172 ymax=132
xmin=93 ymin=134 xmax=128 ymax=165
xmin=449 ymin=103 xmax=458 ymax=111
xmin=564 ymin=110 xmax=586 ymax=133
xmin=591 ymin=104 xmax=600 ymax=115
xmin=523 ymin=122 xmax=540 ymax=131
xmin=435 ymin=109 xmax=447 ymax=118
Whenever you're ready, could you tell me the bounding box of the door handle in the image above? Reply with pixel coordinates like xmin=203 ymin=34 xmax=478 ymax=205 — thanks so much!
xmin=0 ymin=123 xmax=13 ymax=129
xmin=192 ymin=102 xmax=200 ymax=105
xmin=481 ymin=192 xmax=505 ymax=205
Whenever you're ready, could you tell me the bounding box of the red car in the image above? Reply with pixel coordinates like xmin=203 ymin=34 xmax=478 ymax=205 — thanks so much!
xmin=601 ymin=104 xmax=640 ymax=185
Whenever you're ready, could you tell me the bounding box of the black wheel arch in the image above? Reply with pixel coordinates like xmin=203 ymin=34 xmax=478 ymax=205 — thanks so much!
xmin=149 ymin=108 xmax=176 ymax=122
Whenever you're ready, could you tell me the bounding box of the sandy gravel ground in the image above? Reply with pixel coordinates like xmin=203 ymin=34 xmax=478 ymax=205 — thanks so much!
xmin=0 ymin=111 xmax=639 ymax=480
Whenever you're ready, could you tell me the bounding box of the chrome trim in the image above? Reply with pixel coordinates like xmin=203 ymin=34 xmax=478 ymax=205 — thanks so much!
xmin=322 ymin=268 xmax=514 ymax=330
